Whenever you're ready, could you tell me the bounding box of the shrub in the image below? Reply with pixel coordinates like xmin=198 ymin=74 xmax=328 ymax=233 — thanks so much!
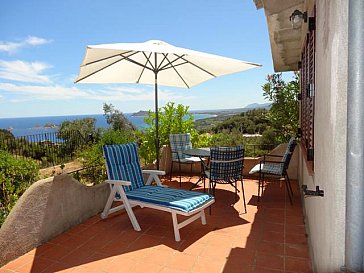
xmin=0 ymin=151 xmax=39 ymax=226
xmin=139 ymin=102 xmax=197 ymax=164
xmin=76 ymin=129 xmax=136 ymax=185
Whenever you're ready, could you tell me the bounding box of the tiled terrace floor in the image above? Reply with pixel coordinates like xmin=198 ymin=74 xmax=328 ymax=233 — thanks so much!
xmin=1 ymin=177 xmax=312 ymax=273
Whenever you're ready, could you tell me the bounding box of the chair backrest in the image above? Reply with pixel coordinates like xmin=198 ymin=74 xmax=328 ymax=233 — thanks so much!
xmin=282 ymin=137 xmax=297 ymax=171
xmin=103 ymin=142 xmax=145 ymax=192
xmin=210 ymin=146 xmax=245 ymax=183
xmin=169 ymin=133 xmax=193 ymax=161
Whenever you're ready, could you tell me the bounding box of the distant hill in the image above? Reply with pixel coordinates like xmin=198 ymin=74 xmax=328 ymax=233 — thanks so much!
xmin=243 ymin=103 xmax=271 ymax=110
xmin=189 ymin=103 xmax=271 ymax=115
xmin=132 ymin=103 xmax=271 ymax=116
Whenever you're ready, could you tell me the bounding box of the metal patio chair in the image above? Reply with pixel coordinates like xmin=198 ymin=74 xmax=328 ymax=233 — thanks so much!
xmin=169 ymin=133 xmax=201 ymax=186
xmin=204 ymin=145 xmax=246 ymax=213
xmin=249 ymin=137 xmax=297 ymax=204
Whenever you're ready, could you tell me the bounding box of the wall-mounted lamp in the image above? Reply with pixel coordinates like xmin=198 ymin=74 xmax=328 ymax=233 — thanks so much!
xmin=289 ymin=10 xmax=307 ymax=29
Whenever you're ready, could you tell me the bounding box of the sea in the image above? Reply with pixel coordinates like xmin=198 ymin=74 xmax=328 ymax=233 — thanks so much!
xmin=0 ymin=113 xmax=215 ymax=138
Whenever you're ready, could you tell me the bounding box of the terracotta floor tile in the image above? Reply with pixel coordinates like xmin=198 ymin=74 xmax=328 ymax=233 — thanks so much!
xmin=165 ymin=252 xmax=198 ymax=271
xmin=0 ymin=269 xmax=13 ymax=273
xmin=103 ymin=255 xmax=137 ymax=273
xmin=34 ymin=243 xmax=54 ymax=257
xmin=262 ymin=223 xmax=284 ymax=233
xmin=180 ymin=241 xmax=206 ymax=256
xmin=39 ymin=262 xmax=75 ymax=273
xmin=0 ymin=178 xmax=314 ymax=273
xmin=257 ymin=241 xmax=284 ymax=255
xmin=285 ymin=257 xmax=312 ymax=273
xmin=190 ymin=256 xmax=226 ymax=273
xmin=254 ymin=267 xmax=284 ymax=273
xmin=59 ymin=246 xmax=95 ymax=266
xmin=129 ymin=261 xmax=163 ymax=273
xmin=285 ymin=244 xmax=310 ymax=259
xmin=201 ymin=243 xmax=232 ymax=259
xmin=285 ymin=216 xmax=305 ymax=225
xmin=142 ymin=248 xmax=174 ymax=266
xmin=285 ymin=233 xmax=308 ymax=245
xmin=285 ymin=224 xmax=306 ymax=235
xmin=262 ymin=231 xmax=284 ymax=243
xmin=79 ymin=252 xmax=115 ymax=271
xmin=2 ymin=254 xmax=33 ymax=271
xmin=40 ymin=245 xmax=71 ymax=262
xmin=255 ymin=253 xmax=284 ymax=271
xmin=159 ymin=267 xmax=189 ymax=273
xmin=144 ymin=225 xmax=169 ymax=237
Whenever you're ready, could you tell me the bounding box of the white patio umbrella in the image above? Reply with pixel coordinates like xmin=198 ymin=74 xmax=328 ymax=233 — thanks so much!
xmin=75 ymin=40 xmax=261 ymax=169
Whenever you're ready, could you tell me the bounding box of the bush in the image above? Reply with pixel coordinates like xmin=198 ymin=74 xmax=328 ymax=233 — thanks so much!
xmin=76 ymin=129 xmax=136 ymax=185
xmin=0 ymin=151 xmax=39 ymax=226
xmin=139 ymin=102 xmax=197 ymax=164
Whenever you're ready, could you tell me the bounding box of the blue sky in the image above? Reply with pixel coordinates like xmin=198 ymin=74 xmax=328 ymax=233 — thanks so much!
xmin=0 ymin=0 xmax=283 ymax=118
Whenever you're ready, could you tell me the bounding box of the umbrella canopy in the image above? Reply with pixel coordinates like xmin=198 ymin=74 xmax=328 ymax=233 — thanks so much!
xmin=75 ymin=40 xmax=261 ymax=169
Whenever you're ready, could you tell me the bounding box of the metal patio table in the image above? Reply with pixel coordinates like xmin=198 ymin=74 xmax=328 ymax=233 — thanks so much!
xmin=184 ymin=148 xmax=210 ymax=191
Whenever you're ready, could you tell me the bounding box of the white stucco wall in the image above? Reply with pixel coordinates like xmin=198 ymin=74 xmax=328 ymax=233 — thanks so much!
xmin=298 ymin=0 xmax=348 ymax=272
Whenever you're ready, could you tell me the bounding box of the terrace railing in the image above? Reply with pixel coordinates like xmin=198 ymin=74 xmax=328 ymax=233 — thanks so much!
xmin=244 ymin=143 xmax=277 ymax=157
xmin=0 ymin=131 xmax=90 ymax=168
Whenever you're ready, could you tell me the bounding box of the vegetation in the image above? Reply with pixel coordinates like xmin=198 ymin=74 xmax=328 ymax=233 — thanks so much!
xmin=0 ymin=73 xmax=299 ymax=225
xmin=262 ymin=73 xmax=299 ymax=142
xmin=76 ymin=129 xmax=136 ymax=184
xmin=58 ymin=117 xmax=100 ymax=143
xmin=138 ymin=102 xmax=197 ymax=164
xmin=0 ymin=151 xmax=39 ymax=226
xmin=103 ymin=103 xmax=135 ymax=131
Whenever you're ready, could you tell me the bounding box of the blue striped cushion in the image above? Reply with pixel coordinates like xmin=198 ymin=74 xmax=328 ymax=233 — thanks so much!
xmin=126 ymin=185 xmax=214 ymax=213
xmin=169 ymin=133 xmax=193 ymax=161
xmin=103 ymin=143 xmax=144 ymax=192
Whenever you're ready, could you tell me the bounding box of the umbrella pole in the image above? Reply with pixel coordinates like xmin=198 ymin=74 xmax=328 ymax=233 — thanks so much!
xmin=154 ymin=66 xmax=160 ymax=170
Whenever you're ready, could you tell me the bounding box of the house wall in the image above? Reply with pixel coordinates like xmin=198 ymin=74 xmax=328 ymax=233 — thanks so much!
xmin=298 ymin=0 xmax=348 ymax=272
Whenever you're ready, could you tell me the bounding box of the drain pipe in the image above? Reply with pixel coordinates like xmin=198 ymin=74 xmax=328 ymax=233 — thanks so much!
xmin=345 ymin=0 xmax=364 ymax=272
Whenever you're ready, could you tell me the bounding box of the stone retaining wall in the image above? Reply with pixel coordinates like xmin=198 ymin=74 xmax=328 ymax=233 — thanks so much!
xmin=0 ymin=175 xmax=109 ymax=267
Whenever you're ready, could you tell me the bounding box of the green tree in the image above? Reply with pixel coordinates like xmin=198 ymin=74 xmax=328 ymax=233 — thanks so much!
xmin=103 ymin=103 xmax=135 ymax=131
xmin=262 ymin=73 xmax=299 ymax=142
xmin=139 ymin=102 xmax=197 ymax=164
xmin=59 ymin=118 xmax=99 ymax=142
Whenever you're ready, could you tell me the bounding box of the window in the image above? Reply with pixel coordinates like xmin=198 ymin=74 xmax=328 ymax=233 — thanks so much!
xmin=300 ymin=13 xmax=315 ymax=166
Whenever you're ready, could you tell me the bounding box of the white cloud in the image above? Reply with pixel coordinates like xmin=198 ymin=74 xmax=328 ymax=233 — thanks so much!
xmin=0 ymin=82 xmax=194 ymax=102
xmin=0 ymin=60 xmax=53 ymax=83
xmin=25 ymin=36 xmax=50 ymax=46
xmin=0 ymin=36 xmax=52 ymax=53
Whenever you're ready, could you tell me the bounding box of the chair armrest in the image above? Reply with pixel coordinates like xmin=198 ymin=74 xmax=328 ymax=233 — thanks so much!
xmin=142 ymin=170 xmax=166 ymax=176
xmin=143 ymin=170 xmax=165 ymax=187
xmin=105 ymin=180 xmax=131 ymax=186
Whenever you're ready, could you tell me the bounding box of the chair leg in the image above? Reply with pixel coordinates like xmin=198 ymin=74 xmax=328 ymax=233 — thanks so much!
xmin=179 ymin=163 xmax=182 ymax=187
xmin=201 ymin=209 xmax=207 ymax=225
xmin=257 ymin=171 xmax=261 ymax=202
xmin=286 ymin=173 xmax=294 ymax=196
xmin=171 ymin=212 xmax=181 ymax=242
xmin=241 ymin=179 xmax=247 ymax=214
xmin=170 ymin=161 xmax=174 ymax=182
xmin=117 ymin=186 xmax=141 ymax=231
xmin=101 ymin=185 xmax=117 ymax=219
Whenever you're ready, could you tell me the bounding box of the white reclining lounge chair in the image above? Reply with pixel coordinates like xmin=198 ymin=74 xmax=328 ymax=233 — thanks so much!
xmin=101 ymin=142 xmax=215 ymax=241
